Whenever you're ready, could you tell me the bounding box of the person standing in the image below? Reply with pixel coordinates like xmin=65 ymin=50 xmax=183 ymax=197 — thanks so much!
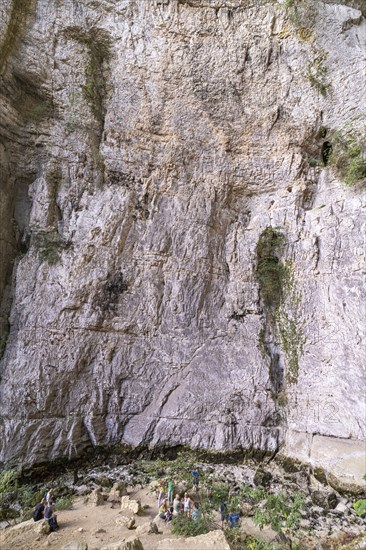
xmin=173 ymin=494 xmax=182 ymax=516
xmin=183 ymin=492 xmax=192 ymax=517
xmin=158 ymin=486 xmax=165 ymax=509
xmin=167 ymin=480 xmax=174 ymax=504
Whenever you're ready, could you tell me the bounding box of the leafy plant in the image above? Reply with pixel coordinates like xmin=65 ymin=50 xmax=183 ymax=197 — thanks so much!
xmin=254 ymin=492 xmax=303 ymax=533
xmin=171 ymin=511 xmax=214 ymax=537
xmin=0 ymin=469 xmax=20 ymax=494
xmin=244 ymin=535 xmax=280 ymax=550
xmin=353 ymin=499 xmax=366 ymax=517
xmin=224 ymin=526 xmax=244 ymax=550
xmin=240 ymin=485 xmax=267 ymax=505
xmin=210 ymin=481 xmax=230 ymax=508
xmin=55 ymin=496 xmax=73 ymax=510
xmin=329 ymin=129 xmax=365 ymax=185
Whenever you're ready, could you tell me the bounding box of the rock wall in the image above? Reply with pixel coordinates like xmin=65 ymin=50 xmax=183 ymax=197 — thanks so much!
xmin=0 ymin=0 xmax=365 ymax=483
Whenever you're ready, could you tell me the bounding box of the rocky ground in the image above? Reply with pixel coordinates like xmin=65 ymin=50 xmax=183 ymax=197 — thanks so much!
xmin=0 ymin=456 xmax=365 ymax=549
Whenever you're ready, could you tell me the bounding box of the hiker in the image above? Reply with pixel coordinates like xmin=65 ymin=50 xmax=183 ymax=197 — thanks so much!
xmin=191 ymin=501 xmax=201 ymax=521
xmin=45 ymin=489 xmax=54 ymax=504
xmin=158 ymin=486 xmax=166 ymax=509
xmin=159 ymin=499 xmax=169 ymax=520
xmin=32 ymin=498 xmax=47 ymax=522
xmin=206 ymin=483 xmax=213 ymax=504
xmin=192 ymin=470 xmax=200 ymax=492
xmin=220 ymin=502 xmax=228 ymax=527
xmin=165 ymin=506 xmax=173 ymax=524
xmin=183 ymin=492 xmax=192 ymax=517
xmin=167 ymin=479 xmax=174 ymax=504
xmin=228 ymin=512 xmax=240 ymax=529
xmin=44 ymin=501 xmax=58 ymax=532
xmin=173 ymin=494 xmax=182 ymax=516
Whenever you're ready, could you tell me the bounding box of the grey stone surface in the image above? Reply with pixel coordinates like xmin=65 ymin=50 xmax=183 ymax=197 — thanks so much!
xmin=0 ymin=0 xmax=365 ymax=482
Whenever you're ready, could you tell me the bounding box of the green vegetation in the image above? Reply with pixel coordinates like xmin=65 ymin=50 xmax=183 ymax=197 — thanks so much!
xmin=254 ymin=492 xmax=303 ymax=532
xmin=171 ymin=511 xmax=214 ymax=537
xmin=0 ymin=468 xmax=43 ymax=521
xmin=225 ymin=528 xmax=289 ymax=550
xmin=353 ymin=499 xmax=366 ymax=517
xmin=26 ymin=103 xmax=50 ymax=123
xmin=256 ymin=229 xmax=305 ymax=384
xmin=329 ymin=129 xmax=365 ymax=186
xmin=276 ymin=261 xmax=305 ymax=384
xmin=81 ymin=40 xmax=110 ymax=121
xmin=32 ymin=229 xmax=68 ymax=265
xmin=54 ymin=496 xmax=73 ymax=510
xmin=306 ymin=52 xmax=329 ymax=96
xmin=0 ymin=468 xmax=20 ymax=494
xmin=256 ymin=227 xmax=285 ymax=308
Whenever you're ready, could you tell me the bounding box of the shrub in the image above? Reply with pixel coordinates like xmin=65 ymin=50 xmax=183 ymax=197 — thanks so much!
xmin=55 ymin=496 xmax=73 ymax=510
xmin=254 ymin=492 xmax=303 ymax=533
xmin=353 ymin=499 xmax=366 ymax=517
xmin=171 ymin=512 xmax=214 ymax=537
xmin=329 ymin=130 xmax=365 ymax=185
xmin=224 ymin=526 xmax=244 ymax=550
xmin=240 ymin=485 xmax=267 ymax=505
xmin=210 ymin=482 xmax=229 ymax=508
xmin=0 ymin=469 xmax=20 ymax=494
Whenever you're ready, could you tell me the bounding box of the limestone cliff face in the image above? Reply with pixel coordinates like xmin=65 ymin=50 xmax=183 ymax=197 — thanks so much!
xmin=0 ymin=0 xmax=365 ymax=483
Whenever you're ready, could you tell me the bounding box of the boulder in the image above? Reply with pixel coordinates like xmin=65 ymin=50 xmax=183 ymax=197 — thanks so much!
xmin=3 ymin=519 xmax=34 ymax=540
xmin=155 ymin=530 xmax=230 ymax=550
xmin=149 ymin=480 xmax=159 ymax=492
xmin=335 ymin=501 xmax=349 ymax=514
xmin=62 ymin=543 xmax=88 ymax=550
xmin=116 ymin=516 xmax=136 ymax=529
xmin=253 ymin=467 xmax=272 ymax=488
xmin=34 ymin=519 xmax=51 ymax=535
xmin=90 ymin=488 xmax=104 ymax=506
xmin=108 ymin=482 xmax=128 ymax=502
xmin=241 ymin=502 xmax=254 ymax=516
xmin=135 ymin=521 xmax=159 ymax=536
xmin=121 ymin=496 xmax=141 ymax=515
xmin=311 ymin=490 xmax=337 ymax=510
xmin=100 ymin=537 xmax=144 ymax=550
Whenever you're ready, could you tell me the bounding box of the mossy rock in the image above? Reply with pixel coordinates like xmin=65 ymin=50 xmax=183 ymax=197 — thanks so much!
xmin=253 ymin=467 xmax=272 ymax=488
xmin=327 ymin=472 xmax=365 ymax=497
xmin=313 ymin=466 xmax=328 ymax=486
xmin=274 ymin=454 xmax=304 ymax=473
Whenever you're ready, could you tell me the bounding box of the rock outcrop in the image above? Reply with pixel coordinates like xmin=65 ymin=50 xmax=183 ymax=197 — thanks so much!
xmin=0 ymin=0 xmax=365 ymax=484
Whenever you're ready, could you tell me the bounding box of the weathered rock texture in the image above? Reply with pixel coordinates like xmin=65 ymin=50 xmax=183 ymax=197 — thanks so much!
xmin=0 ymin=0 xmax=365 ymax=482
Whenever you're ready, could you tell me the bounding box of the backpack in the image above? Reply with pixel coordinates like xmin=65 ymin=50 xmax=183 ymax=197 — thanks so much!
xmin=32 ymin=504 xmax=43 ymax=522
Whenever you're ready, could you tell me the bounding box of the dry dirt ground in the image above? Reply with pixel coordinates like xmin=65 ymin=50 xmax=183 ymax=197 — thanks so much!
xmin=0 ymin=485 xmax=178 ymax=549
xmin=0 ymin=484 xmax=280 ymax=550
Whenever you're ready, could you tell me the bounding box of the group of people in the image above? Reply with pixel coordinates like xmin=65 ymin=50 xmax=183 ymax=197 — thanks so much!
xmin=157 ymin=475 xmax=202 ymax=524
xmin=159 ymin=492 xmax=202 ymax=523
xmin=33 ymin=488 xmax=59 ymax=532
